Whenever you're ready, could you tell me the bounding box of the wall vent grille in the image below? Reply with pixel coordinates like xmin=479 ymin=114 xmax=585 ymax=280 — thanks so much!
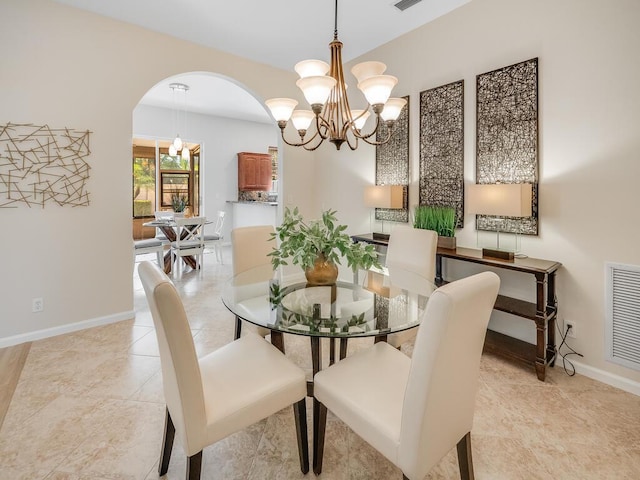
xmin=394 ymin=0 xmax=423 ymax=12
xmin=605 ymin=262 xmax=640 ymax=370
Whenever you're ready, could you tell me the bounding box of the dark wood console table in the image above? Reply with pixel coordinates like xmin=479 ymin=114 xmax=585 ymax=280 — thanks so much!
xmin=351 ymin=234 xmax=562 ymax=381
xmin=436 ymin=247 xmax=561 ymax=381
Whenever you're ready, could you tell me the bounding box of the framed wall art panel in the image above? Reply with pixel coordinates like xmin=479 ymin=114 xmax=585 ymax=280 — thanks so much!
xmin=476 ymin=57 xmax=538 ymax=235
xmin=375 ymin=95 xmax=410 ymax=223
xmin=419 ymin=80 xmax=464 ymax=228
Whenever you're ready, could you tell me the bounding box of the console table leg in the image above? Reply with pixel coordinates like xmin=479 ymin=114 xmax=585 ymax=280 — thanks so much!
xmin=535 ymin=319 xmax=547 ymax=381
xmin=547 ymin=272 xmax=558 ymax=367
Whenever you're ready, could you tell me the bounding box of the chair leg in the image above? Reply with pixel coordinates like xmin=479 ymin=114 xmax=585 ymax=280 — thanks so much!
xmin=293 ymin=398 xmax=309 ymax=474
xmin=312 ymin=399 xmax=328 ymax=475
xmin=158 ymin=407 xmax=175 ymax=476
xmin=456 ymin=432 xmax=475 ymax=480
xmin=234 ymin=315 xmax=242 ymax=340
xmin=186 ymin=450 xmax=202 ymax=480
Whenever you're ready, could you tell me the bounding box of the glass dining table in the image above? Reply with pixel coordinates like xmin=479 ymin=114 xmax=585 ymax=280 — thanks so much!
xmin=221 ymin=263 xmax=436 ymax=396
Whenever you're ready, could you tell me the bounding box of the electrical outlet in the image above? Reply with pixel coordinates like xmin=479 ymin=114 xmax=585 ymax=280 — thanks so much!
xmin=32 ymin=298 xmax=44 ymax=313
xmin=565 ymin=320 xmax=576 ymax=338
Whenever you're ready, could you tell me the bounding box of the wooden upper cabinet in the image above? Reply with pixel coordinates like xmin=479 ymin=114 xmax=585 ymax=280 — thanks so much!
xmin=238 ymin=152 xmax=272 ymax=191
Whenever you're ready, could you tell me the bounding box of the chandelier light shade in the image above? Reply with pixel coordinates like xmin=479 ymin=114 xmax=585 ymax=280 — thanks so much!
xmin=265 ymin=0 xmax=407 ymax=151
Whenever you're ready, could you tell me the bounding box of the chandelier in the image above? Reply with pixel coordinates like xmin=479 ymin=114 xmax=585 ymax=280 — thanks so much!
xmin=169 ymin=82 xmax=190 ymax=161
xmin=265 ymin=0 xmax=406 ymax=151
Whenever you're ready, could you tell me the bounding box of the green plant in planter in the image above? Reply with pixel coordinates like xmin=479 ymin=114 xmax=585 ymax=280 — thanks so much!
xmin=414 ymin=205 xmax=456 ymax=237
xmin=269 ymin=207 xmax=382 ymax=272
xmin=171 ymin=191 xmax=188 ymax=213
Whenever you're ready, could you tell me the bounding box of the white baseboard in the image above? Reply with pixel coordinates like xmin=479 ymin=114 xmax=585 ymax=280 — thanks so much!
xmin=568 ymin=359 xmax=640 ymax=396
xmin=0 ymin=310 xmax=135 ymax=349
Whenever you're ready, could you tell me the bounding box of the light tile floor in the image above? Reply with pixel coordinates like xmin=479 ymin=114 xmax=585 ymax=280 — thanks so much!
xmin=1 ymin=249 xmax=639 ymax=479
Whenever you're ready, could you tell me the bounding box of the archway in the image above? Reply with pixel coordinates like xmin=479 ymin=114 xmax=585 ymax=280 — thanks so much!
xmin=132 ymin=71 xmax=279 ymax=246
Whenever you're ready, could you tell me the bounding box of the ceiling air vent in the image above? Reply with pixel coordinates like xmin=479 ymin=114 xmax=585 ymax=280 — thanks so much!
xmin=394 ymin=0 xmax=423 ymax=12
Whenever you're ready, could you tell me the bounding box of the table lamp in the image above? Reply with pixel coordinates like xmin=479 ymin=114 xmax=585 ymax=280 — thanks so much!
xmin=468 ymin=183 xmax=532 ymax=260
xmin=364 ymin=185 xmax=404 ymax=240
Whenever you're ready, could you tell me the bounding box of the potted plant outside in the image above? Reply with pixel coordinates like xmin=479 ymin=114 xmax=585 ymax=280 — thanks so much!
xmin=414 ymin=205 xmax=457 ymax=250
xmin=269 ymin=207 xmax=382 ymax=285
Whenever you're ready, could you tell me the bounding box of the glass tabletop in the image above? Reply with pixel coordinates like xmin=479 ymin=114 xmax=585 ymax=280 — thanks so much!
xmin=222 ymin=264 xmax=436 ymax=338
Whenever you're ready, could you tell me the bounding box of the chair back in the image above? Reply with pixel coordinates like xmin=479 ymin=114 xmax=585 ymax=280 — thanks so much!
xmin=155 ymin=210 xmax=174 ymax=221
xmin=386 ymin=225 xmax=438 ymax=283
xmin=231 ymin=225 xmax=275 ymax=276
xmin=138 ymin=261 xmax=207 ymax=456
xmin=212 ymin=211 xmax=225 ymax=236
xmin=398 ymin=271 xmax=500 ymax=479
xmin=174 ymin=216 xmax=206 ymax=252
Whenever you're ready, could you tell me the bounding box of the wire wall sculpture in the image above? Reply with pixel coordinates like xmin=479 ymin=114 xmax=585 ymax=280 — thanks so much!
xmin=476 ymin=58 xmax=538 ymax=235
xmin=0 ymin=123 xmax=91 ymax=208
xmin=419 ymin=80 xmax=465 ymax=228
xmin=375 ymin=95 xmax=410 ymax=223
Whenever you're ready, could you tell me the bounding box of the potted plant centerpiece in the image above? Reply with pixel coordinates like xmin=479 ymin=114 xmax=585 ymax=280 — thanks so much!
xmin=414 ymin=205 xmax=457 ymax=249
xmin=270 ymin=207 xmax=381 ymax=285
xmin=171 ymin=191 xmax=188 ymax=216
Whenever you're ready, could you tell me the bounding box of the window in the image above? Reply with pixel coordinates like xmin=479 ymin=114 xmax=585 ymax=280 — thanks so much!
xmin=133 ymin=145 xmax=156 ymax=218
xmin=132 ymin=140 xmax=200 ymax=218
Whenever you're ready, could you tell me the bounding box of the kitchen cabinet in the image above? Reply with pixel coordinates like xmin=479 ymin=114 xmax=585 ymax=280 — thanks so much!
xmin=238 ymin=152 xmax=272 ymax=191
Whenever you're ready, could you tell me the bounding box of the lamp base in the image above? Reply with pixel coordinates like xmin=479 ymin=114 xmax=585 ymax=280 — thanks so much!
xmin=372 ymin=232 xmax=390 ymax=241
xmin=482 ymin=248 xmax=514 ymax=261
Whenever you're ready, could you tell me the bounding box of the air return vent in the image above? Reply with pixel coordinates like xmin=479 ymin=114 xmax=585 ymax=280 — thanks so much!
xmin=394 ymin=0 xmax=423 ymax=12
xmin=605 ymin=262 xmax=640 ymax=370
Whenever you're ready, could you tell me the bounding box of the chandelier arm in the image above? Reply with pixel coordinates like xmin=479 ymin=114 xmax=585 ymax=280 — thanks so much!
xmin=344 ymin=130 xmax=359 ymax=151
xmin=314 ymin=114 xmax=332 ymax=140
xmin=352 ymin=114 xmax=384 ymax=140
xmin=361 ymin=127 xmax=393 ymax=146
xmin=278 ymin=128 xmax=325 ymax=149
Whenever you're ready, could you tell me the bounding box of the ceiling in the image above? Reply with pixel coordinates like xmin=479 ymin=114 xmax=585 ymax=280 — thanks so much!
xmin=55 ymin=0 xmax=471 ymax=122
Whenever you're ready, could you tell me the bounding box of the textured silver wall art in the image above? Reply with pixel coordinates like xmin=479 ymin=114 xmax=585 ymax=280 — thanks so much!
xmin=375 ymin=95 xmax=409 ymax=223
xmin=476 ymin=58 xmax=538 ymax=234
xmin=0 ymin=123 xmax=91 ymax=208
xmin=419 ymin=80 xmax=464 ymax=228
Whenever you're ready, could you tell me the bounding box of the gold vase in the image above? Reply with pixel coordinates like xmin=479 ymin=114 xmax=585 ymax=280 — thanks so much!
xmin=305 ymin=253 xmax=338 ymax=286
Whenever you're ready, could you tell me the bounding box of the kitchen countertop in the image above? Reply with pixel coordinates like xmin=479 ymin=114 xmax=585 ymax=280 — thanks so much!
xmin=227 ymin=200 xmax=278 ymax=206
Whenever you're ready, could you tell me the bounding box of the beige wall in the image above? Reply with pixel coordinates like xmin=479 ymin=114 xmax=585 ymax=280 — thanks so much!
xmin=313 ymin=0 xmax=640 ymax=388
xmin=0 ymin=0 xmax=313 ymax=343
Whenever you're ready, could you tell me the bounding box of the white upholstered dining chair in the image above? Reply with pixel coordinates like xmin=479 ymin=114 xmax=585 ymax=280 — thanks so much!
xmin=312 ymin=271 xmax=500 ymax=479
xmin=231 ymin=225 xmax=275 ymax=341
xmin=386 ymin=225 xmax=438 ymax=349
xmin=138 ymin=261 xmax=309 ymax=480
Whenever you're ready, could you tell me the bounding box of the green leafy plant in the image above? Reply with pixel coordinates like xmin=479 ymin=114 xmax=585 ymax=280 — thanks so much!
xmin=414 ymin=205 xmax=456 ymax=237
xmin=171 ymin=191 xmax=188 ymax=212
xmin=270 ymin=207 xmax=382 ymax=271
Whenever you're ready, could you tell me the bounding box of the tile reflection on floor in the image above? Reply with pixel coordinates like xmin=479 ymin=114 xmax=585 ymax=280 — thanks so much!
xmin=1 ymin=249 xmax=639 ymax=479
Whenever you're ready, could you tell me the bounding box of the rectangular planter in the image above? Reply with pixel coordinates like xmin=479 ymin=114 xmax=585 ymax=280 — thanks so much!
xmin=437 ymin=236 xmax=456 ymax=250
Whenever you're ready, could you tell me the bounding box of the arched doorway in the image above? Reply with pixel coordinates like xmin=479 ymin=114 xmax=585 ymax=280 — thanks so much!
xmin=132 ymin=71 xmax=278 ymax=242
